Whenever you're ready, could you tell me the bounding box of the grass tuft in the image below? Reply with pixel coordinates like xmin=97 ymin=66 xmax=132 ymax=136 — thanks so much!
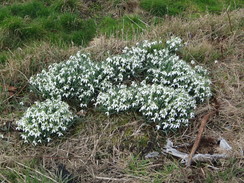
xmin=99 ymin=15 xmax=146 ymax=39
xmin=51 ymin=0 xmax=82 ymax=13
xmin=140 ymin=0 xmax=244 ymax=16
xmin=9 ymin=1 xmax=50 ymax=18
xmin=0 ymin=0 xmax=96 ymax=50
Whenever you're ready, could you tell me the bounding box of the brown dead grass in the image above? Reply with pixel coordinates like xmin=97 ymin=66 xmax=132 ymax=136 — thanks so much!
xmin=1 ymin=42 xmax=80 ymax=84
xmin=0 ymin=9 xmax=243 ymax=183
xmin=0 ymin=42 xmax=81 ymax=117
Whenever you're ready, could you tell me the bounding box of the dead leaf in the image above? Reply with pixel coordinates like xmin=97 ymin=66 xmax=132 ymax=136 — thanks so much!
xmin=8 ymin=86 xmax=17 ymax=92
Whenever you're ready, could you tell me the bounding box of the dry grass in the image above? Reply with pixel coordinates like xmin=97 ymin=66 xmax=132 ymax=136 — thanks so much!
xmin=1 ymin=42 xmax=80 ymax=83
xmin=0 ymin=9 xmax=243 ymax=183
xmin=0 ymin=42 xmax=81 ymax=116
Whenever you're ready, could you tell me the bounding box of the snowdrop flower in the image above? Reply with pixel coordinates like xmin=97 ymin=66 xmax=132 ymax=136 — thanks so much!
xmin=16 ymin=99 xmax=74 ymax=145
xmin=156 ymin=125 xmax=161 ymax=130
xmin=28 ymin=37 xmax=211 ymax=132
xmin=19 ymin=102 xmax=24 ymax=106
xmin=96 ymin=83 xmax=196 ymax=129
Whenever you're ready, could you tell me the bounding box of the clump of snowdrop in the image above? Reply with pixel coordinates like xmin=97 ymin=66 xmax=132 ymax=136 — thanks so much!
xmin=29 ymin=52 xmax=103 ymax=108
xmin=96 ymin=81 xmax=196 ymax=129
xmin=145 ymin=53 xmax=212 ymax=103
xmin=95 ymin=37 xmax=211 ymax=129
xmin=16 ymin=99 xmax=74 ymax=145
xmin=27 ymin=36 xmax=211 ymax=132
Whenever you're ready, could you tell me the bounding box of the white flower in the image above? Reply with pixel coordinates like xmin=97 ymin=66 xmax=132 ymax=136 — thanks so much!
xmin=156 ymin=125 xmax=161 ymax=130
xmin=28 ymin=37 xmax=211 ymax=132
xmin=16 ymin=99 xmax=74 ymax=145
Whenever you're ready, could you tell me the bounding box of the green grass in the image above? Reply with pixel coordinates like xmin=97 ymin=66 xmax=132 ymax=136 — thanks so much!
xmin=9 ymin=1 xmax=50 ymax=18
xmin=0 ymin=162 xmax=74 ymax=183
xmin=125 ymin=156 xmax=183 ymax=182
xmin=204 ymin=158 xmax=244 ymax=183
xmin=0 ymin=1 xmax=243 ymax=182
xmin=140 ymin=0 xmax=244 ymax=16
xmin=140 ymin=0 xmax=186 ymax=16
xmin=0 ymin=0 xmax=96 ymax=50
xmin=126 ymin=155 xmax=152 ymax=176
xmin=124 ymin=157 xmax=244 ymax=183
xmin=51 ymin=0 xmax=82 ymax=13
xmin=98 ymin=15 xmax=146 ymax=39
xmin=0 ymin=0 xmax=243 ymax=51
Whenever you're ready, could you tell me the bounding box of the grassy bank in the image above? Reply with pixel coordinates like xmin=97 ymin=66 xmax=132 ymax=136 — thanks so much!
xmin=0 ymin=0 xmax=96 ymax=51
xmin=0 ymin=0 xmax=243 ymax=54
xmin=0 ymin=0 xmax=243 ymax=182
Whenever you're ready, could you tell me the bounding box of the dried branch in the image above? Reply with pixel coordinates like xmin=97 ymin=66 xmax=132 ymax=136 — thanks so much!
xmin=187 ymin=111 xmax=216 ymax=166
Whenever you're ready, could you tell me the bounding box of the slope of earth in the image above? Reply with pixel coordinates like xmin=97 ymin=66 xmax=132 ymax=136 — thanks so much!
xmin=0 ymin=1 xmax=243 ymax=182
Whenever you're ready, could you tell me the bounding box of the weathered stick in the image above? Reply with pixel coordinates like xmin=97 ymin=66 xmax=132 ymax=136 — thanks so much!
xmin=187 ymin=111 xmax=216 ymax=166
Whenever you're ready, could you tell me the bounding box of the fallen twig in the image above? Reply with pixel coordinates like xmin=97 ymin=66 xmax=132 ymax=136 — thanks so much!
xmin=187 ymin=111 xmax=216 ymax=166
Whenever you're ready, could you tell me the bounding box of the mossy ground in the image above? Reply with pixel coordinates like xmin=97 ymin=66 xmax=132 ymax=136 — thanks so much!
xmin=0 ymin=0 xmax=244 ymax=182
